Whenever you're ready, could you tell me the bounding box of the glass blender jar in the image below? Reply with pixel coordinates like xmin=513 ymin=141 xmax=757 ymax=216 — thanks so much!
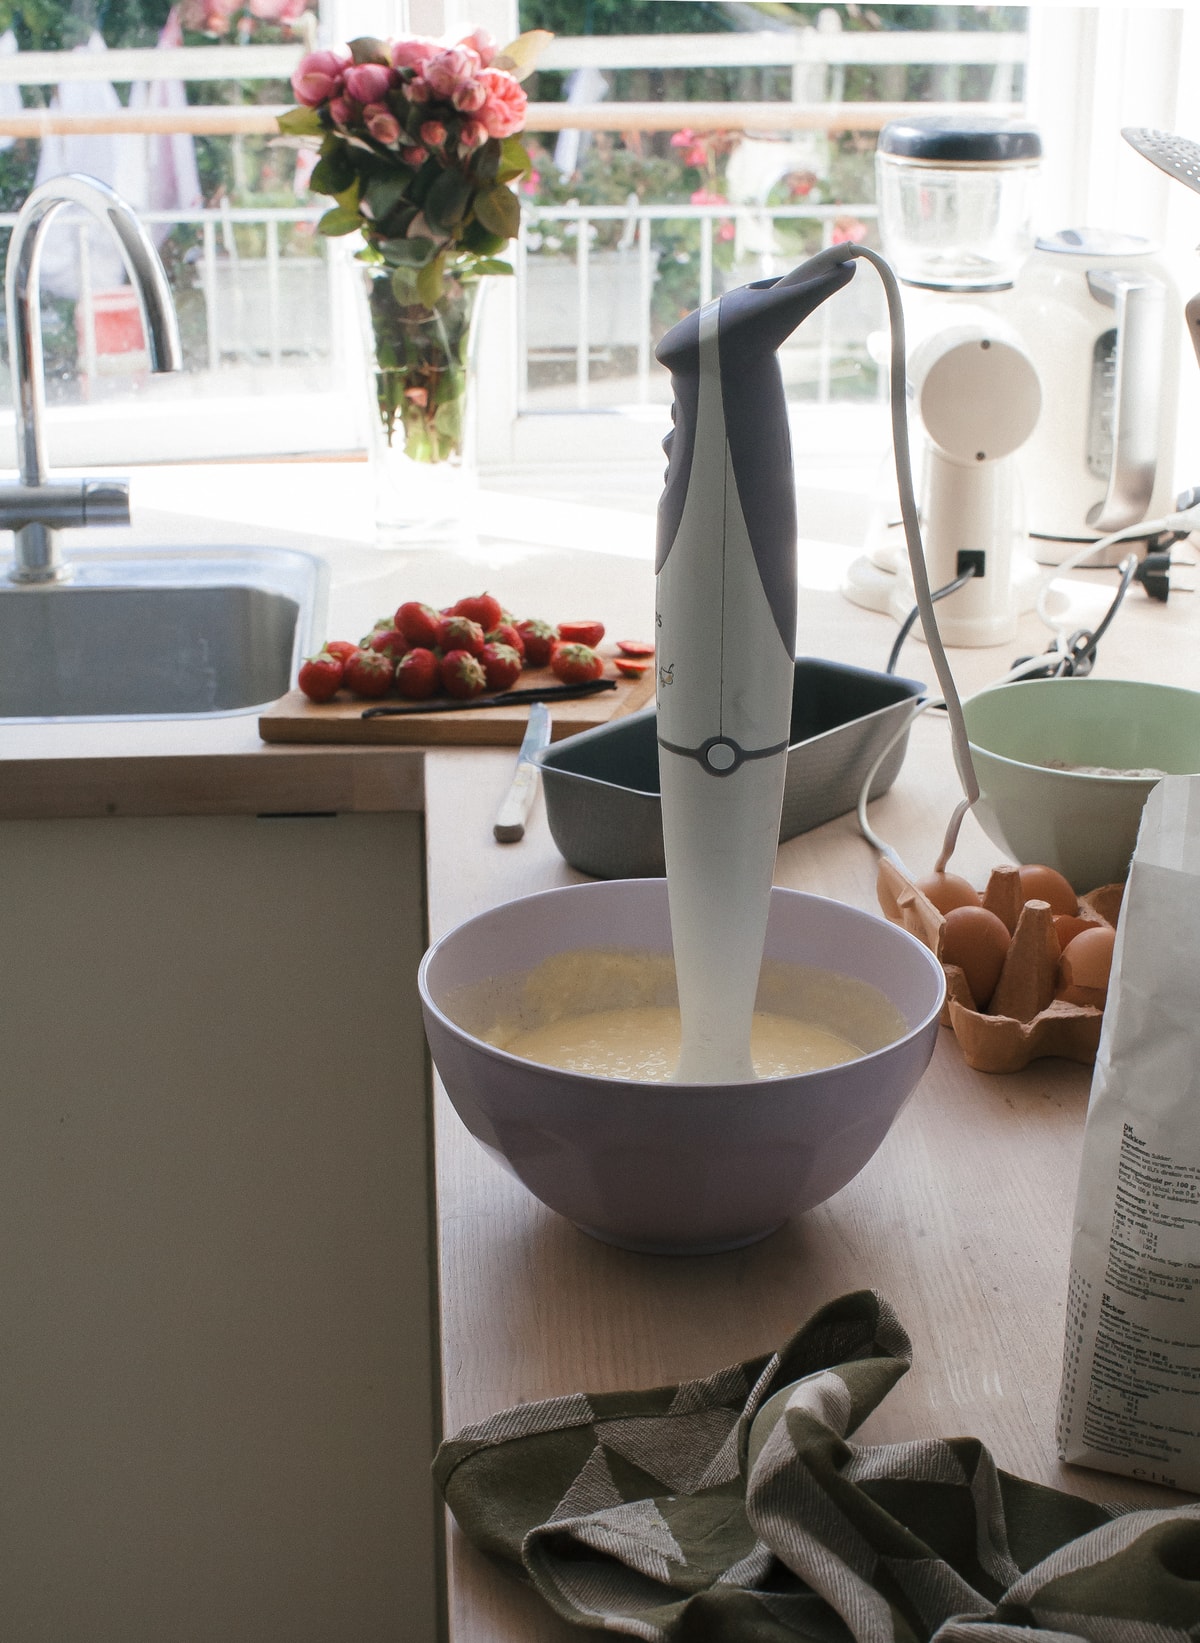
xmin=875 ymin=115 xmax=1042 ymax=291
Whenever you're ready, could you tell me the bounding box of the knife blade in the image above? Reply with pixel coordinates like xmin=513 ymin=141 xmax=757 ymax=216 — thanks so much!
xmin=494 ymin=702 xmax=552 ymax=843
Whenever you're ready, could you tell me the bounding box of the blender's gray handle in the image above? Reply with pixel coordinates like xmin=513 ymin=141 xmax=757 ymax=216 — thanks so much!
xmin=1085 ymin=267 xmax=1166 ymax=533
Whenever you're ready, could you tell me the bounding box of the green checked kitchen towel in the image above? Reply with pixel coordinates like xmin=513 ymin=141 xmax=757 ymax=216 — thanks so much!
xmin=434 ymin=1291 xmax=1200 ymax=1641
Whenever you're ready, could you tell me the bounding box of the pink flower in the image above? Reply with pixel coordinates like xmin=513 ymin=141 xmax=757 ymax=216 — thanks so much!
xmin=249 ymin=0 xmax=306 ymax=20
xmin=400 ymin=145 xmax=428 ymax=167
xmin=402 ymin=76 xmax=431 ymax=104
xmin=404 ymin=386 xmax=429 ymax=408
xmin=364 ymin=103 xmax=401 ymax=145
xmin=717 ymin=221 xmax=735 ymax=243
xmin=452 ymin=79 xmax=487 ymax=114
xmin=344 ymin=62 xmax=392 ymax=105
xmin=458 ymin=28 xmax=496 ymax=68
xmin=522 ymin=168 xmax=541 ymax=195
xmin=420 ymin=120 xmax=447 ymax=148
xmin=831 ymin=216 xmax=866 ymax=245
xmin=690 ymin=188 xmax=727 ymax=206
xmin=391 ymin=36 xmax=439 ymax=71
xmin=477 ymin=68 xmax=526 ymax=139
xmin=329 ymin=96 xmax=356 ymax=127
xmin=291 ymin=49 xmax=346 ymax=107
xmin=458 ymin=120 xmax=487 ymax=152
xmin=669 ymin=128 xmax=695 ymax=149
xmin=425 ymin=46 xmax=481 ymax=99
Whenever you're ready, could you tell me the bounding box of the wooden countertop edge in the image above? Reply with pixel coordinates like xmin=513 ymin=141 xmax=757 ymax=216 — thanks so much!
xmin=0 ymin=744 xmax=425 ymax=820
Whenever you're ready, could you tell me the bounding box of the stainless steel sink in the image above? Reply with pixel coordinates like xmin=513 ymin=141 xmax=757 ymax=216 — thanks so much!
xmin=0 ymin=545 xmax=327 ymax=721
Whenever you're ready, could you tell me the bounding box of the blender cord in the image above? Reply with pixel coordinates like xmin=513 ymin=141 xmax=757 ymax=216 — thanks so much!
xmin=855 ymin=501 xmax=1200 ymax=874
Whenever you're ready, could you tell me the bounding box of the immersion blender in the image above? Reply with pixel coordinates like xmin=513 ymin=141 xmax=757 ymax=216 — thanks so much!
xmin=655 ymin=251 xmax=855 ymax=1083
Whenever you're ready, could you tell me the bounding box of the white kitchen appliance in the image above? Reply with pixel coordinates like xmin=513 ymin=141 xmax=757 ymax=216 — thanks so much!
xmin=1013 ymin=228 xmax=1180 ymax=563
xmin=845 ymin=115 xmax=1046 ymax=640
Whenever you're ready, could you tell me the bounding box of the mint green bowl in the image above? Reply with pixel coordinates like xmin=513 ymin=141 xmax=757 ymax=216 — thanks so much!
xmin=962 ymin=679 xmax=1200 ymax=891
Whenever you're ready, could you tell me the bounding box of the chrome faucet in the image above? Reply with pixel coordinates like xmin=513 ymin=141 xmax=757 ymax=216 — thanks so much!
xmin=2 ymin=173 xmax=183 ymax=583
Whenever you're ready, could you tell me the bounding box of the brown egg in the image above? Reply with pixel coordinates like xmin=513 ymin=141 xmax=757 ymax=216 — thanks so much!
xmin=1056 ymin=925 xmax=1116 ymax=1009
xmin=1052 ymin=913 xmax=1093 ymax=953
xmin=1017 ymin=864 xmax=1078 ymax=917
xmin=941 ymin=904 xmax=1012 ymax=1010
xmin=915 ymin=871 xmax=982 ymax=914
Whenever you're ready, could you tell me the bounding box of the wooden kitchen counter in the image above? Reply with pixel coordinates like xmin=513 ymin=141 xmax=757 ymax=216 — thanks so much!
xmin=425 ymin=567 xmax=1200 ymax=1643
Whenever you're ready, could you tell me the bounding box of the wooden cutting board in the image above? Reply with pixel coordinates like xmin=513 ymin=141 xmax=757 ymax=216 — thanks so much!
xmin=258 ymin=661 xmax=655 ymax=746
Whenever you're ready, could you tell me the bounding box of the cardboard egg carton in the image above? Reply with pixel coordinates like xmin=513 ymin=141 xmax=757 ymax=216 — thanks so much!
xmin=877 ymin=859 xmax=1124 ymax=1074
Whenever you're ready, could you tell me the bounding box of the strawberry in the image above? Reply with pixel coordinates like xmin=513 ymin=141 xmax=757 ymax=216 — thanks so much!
xmin=395 ymin=646 xmax=438 ymax=700
xmin=614 ymin=657 xmax=650 ymax=678
xmin=436 ymin=613 xmax=485 ymax=657
xmin=367 ymin=626 xmax=408 ymax=661
xmin=515 ymin=617 xmax=556 ymax=666
xmin=440 ymin=648 xmax=488 ymax=699
xmin=297 ymin=649 xmax=344 ymax=703
xmin=395 ymin=600 xmax=441 ymax=648
xmin=479 ymin=641 xmax=522 ymax=692
xmin=616 ymin=639 xmax=655 ymax=658
xmin=557 ymin=619 xmax=605 ymax=648
xmin=451 ymin=591 xmax=504 ymax=632
xmin=486 ymin=621 xmax=525 ymax=661
xmin=323 ymin=639 xmax=358 ymax=663
xmin=551 ymin=642 xmax=605 ymax=685
xmin=343 ymin=646 xmax=395 ymax=698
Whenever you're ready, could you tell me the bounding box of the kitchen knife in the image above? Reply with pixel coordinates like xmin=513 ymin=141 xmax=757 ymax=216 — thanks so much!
xmin=493 ymin=702 xmax=552 ymax=842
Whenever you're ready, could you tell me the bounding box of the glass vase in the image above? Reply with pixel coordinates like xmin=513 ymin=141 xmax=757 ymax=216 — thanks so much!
xmin=359 ymin=268 xmax=481 ymax=545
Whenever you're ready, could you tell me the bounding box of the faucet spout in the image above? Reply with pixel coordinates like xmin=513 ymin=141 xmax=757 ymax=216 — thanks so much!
xmin=3 ymin=172 xmax=183 ymax=582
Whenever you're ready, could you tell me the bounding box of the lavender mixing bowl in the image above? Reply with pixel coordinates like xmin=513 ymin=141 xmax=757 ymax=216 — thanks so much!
xmin=419 ymin=880 xmax=945 ymax=1255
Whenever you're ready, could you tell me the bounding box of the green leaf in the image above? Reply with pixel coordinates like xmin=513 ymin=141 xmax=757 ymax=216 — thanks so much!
xmin=416 ymin=256 xmax=446 ymax=308
xmin=317 ymin=207 xmax=362 ymax=237
xmin=470 ymin=258 xmax=514 ymax=276
xmin=493 ymin=29 xmax=554 ymax=82
xmin=277 ymin=105 xmax=323 ymax=137
xmin=390 ymin=267 xmax=420 ymax=304
xmin=473 ymin=140 xmax=500 ymax=183
xmin=365 ymin=174 xmax=413 ymax=224
xmin=311 ymin=147 xmax=357 ymax=197
xmin=460 ymin=219 xmax=508 ymax=256
xmin=474 ymin=183 xmax=520 ymax=241
xmin=377 ymin=235 xmax=437 ymax=267
xmin=348 ymin=34 xmax=389 ymax=64
xmin=424 ymin=166 xmax=472 ymax=234
xmin=334 ymin=180 xmax=360 ymax=211
xmin=499 ymin=135 xmax=533 ymax=178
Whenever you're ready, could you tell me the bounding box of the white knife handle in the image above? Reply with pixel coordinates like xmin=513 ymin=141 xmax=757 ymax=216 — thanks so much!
xmin=493 ymin=760 xmax=542 ymax=842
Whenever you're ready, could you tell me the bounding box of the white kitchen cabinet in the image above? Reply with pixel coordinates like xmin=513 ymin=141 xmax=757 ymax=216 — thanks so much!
xmin=0 ymin=810 xmax=439 ymax=1643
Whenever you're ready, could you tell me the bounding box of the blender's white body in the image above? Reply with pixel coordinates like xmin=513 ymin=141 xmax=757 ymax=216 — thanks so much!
xmin=655 ymin=256 xmax=854 ymax=1083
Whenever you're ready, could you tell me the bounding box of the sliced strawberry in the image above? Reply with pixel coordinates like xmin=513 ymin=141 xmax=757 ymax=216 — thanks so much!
xmin=614 ymin=657 xmax=650 ymax=678
xmin=616 ymin=639 xmax=655 ymax=658
xmin=557 ymin=619 xmax=605 ymax=648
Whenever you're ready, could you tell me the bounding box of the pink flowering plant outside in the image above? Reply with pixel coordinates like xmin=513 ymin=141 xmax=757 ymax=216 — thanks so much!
xmin=280 ymin=27 xmax=549 ymax=461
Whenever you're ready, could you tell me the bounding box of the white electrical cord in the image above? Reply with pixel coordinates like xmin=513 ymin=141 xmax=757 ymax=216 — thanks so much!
xmin=851 ymin=493 xmax=1200 ymax=876
xmin=805 ymin=242 xmax=981 ymax=870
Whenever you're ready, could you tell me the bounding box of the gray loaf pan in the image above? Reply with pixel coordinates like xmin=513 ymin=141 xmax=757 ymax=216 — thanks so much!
xmin=536 ymin=657 xmax=925 ymax=879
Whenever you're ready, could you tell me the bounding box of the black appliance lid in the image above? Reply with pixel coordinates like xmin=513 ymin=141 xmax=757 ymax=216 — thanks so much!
xmin=878 ymin=116 xmax=1042 ymax=164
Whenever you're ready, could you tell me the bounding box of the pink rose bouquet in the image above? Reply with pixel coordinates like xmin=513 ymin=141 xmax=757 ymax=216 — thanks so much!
xmin=279 ymin=26 xmax=549 ymax=461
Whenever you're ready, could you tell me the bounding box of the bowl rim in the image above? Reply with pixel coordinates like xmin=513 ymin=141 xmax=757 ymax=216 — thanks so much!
xmin=418 ymin=880 xmax=946 ymax=1095
xmin=964 ymin=677 xmax=1200 ymax=785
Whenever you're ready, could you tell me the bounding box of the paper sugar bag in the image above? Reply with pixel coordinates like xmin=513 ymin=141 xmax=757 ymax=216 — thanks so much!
xmin=1057 ymin=775 xmax=1200 ymax=1492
